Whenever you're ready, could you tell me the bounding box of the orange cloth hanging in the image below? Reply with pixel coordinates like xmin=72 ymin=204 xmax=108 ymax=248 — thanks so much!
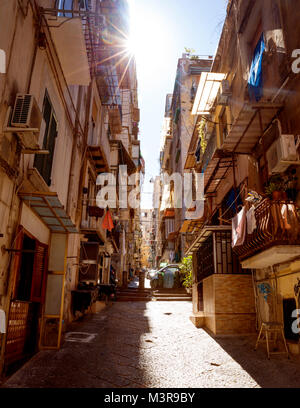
xmin=102 ymin=209 xmax=114 ymax=231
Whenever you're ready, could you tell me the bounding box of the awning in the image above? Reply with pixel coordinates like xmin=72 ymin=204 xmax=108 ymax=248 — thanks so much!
xmin=163 ymin=208 xmax=175 ymax=218
xmin=222 ymin=103 xmax=283 ymax=154
xmin=46 ymin=17 xmax=91 ymax=86
xmin=88 ymin=145 xmax=109 ymax=173
xmin=19 ymin=192 xmax=78 ymax=234
xmin=180 ymin=220 xmax=192 ymax=233
xmin=192 ymin=73 xmax=226 ymax=115
xmin=180 ymin=203 xmax=208 ymax=234
xmin=186 ymin=226 xmax=232 ymax=255
xmin=204 ymin=155 xmax=233 ymax=195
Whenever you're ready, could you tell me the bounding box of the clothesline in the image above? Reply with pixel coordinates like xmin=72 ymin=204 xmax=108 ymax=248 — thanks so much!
xmin=218 ymin=184 xmax=246 ymax=222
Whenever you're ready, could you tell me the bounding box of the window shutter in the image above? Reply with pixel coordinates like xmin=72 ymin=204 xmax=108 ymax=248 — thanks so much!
xmin=43 ymin=114 xmax=57 ymax=186
xmin=30 ymin=242 xmax=48 ymax=303
xmin=12 ymin=226 xmax=24 ymax=299
xmin=34 ymin=95 xmax=51 ymax=175
xmin=34 ymin=93 xmax=57 ymax=186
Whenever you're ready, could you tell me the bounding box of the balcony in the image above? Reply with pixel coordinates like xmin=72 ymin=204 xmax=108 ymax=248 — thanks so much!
xmin=80 ymin=202 xmax=106 ymax=243
xmin=233 ymin=199 xmax=300 ymax=269
xmin=42 ymin=1 xmax=93 ymax=86
xmin=196 ymin=131 xmax=233 ymax=196
xmin=186 ymin=226 xmax=241 ymax=281
xmin=41 ymin=1 xmax=128 ymax=100
xmin=221 ymin=102 xmax=283 ymax=154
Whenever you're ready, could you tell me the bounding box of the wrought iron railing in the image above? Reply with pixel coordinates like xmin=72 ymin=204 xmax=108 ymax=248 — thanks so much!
xmin=41 ymin=0 xmax=126 ymax=105
xmin=233 ymin=199 xmax=300 ymax=261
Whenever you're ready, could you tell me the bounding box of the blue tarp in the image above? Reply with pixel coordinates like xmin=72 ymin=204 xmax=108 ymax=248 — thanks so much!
xmin=248 ymin=33 xmax=265 ymax=102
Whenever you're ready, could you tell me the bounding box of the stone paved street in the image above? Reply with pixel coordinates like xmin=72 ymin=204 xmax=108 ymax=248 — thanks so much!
xmin=2 ymin=300 xmax=300 ymax=388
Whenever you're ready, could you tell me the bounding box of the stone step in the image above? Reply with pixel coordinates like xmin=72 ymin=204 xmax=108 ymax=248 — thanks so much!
xmin=152 ymin=296 xmax=192 ymax=301
xmin=152 ymin=292 xmax=189 ymax=297
xmin=117 ymin=290 xmax=152 ymax=296
xmin=117 ymin=296 xmax=152 ymax=302
xmin=117 ymin=288 xmax=152 ymax=292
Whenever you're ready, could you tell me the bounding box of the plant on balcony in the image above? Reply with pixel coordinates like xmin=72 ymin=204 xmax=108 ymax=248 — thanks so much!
xmin=197 ymin=118 xmax=207 ymax=153
xmin=179 ymin=255 xmax=193 ymax=291
xmin=265 ymin=174 xmax=285 ymax=200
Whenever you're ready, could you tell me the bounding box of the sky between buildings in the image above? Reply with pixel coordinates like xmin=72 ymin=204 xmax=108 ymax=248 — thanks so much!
xmin=128 ymin=0 xmax=228 ymax=209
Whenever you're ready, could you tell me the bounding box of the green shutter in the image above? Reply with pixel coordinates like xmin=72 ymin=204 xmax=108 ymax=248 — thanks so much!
xmin=34 ymin=92 xmax=57 ymax=186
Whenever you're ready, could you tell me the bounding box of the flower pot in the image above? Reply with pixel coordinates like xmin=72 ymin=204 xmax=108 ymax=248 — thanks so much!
xmin=272 ymin=191 xmax=281 ymax=200
xmin=281 ymin=191 xmax=288 ymax=200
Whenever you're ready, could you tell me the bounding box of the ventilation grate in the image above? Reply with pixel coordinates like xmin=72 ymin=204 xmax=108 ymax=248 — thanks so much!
xmin=11 ymin=94 xmax=32 ymax=127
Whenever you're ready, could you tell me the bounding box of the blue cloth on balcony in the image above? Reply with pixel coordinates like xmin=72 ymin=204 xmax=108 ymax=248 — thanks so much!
xmin=248 ymin=33 xmax=265 ymax=102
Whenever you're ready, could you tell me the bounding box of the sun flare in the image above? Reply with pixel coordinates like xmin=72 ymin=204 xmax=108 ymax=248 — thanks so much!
xmin=126 ymin=1 xmax=166 ymax=66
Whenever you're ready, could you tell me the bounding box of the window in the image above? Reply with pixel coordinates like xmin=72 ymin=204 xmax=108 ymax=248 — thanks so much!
xmin=34 ymin=92 xmax=57 ymax=186
xmin=57 ymin=0 xmax=87 ymax=17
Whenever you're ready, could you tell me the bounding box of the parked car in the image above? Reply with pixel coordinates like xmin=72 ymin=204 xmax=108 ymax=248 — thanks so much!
xmin=150 ymin=264 xmax=181 ymax=289
xmin=146 ymin=269 xmax=157 ymax=280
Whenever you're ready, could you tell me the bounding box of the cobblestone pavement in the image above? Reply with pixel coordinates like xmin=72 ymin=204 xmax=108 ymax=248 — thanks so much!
xmin=2 ymin=300 xmax=300 ymax=388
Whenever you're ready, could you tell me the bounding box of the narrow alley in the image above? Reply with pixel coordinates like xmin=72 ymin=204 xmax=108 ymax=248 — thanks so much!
xmin=2 ymin=296 xmax=300 ymax=388
xmin=1 ymin=0 xmax=300 ymax=393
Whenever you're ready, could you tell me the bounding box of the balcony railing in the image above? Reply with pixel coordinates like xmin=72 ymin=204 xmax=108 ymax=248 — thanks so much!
xmin=233 ymin=199 xmax=300 ymax=262
xmin=42 ymin=0 xmax=127 ymax=102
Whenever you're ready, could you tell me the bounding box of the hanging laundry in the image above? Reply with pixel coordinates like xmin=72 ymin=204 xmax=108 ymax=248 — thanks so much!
xmin=245 ymin=190 xmax=263 ymax=205
xmin=248 ymin=33 xmax=265 ymax=102
xmin=122 ymin=230 xmax=126 ymax=255
xmin=232 ymin=206 xmax=246 ymax=247
xmin=246 ymin=205 xmax=257 ymax=234
xmin=281 ymin=204 xmax=299 ymax=239
xmin=102 ymin=208 xmax=114 ymax=231
xmin=0 ymin=309 xmax=6 ymax=333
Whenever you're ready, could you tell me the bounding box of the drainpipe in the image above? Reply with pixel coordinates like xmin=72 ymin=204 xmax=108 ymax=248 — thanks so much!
xmin=75 ymin=82 xmax=93 ymax=224
xmin=66 ymin=86 xmax=82 ymax=216
xmin=271 ymin=264 xmax=280 ymax=323
xmin=232 ymin=153 xmax=238 ymax=213
xmin=251 ymin=269 xmax=259 ymax=331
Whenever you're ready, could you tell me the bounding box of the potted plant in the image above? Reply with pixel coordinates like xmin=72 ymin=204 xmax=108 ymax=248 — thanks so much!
xmin=179 ymin=255 xmax=193 ymax=293
xmin=265 ymin=174 xmax=284 ymax=200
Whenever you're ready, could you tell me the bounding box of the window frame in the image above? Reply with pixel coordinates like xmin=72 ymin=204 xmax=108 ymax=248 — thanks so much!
xmin=34 ymin=90 xmax=58 ymax=186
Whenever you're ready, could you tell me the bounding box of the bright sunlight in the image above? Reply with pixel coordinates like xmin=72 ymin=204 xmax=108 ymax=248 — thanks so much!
xmin=126 ymin=0 xmax=168 ymax=67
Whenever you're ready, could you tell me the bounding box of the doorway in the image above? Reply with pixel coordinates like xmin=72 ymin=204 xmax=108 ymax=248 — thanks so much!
xmin=5 ymin=231 xmax=48 ymax=375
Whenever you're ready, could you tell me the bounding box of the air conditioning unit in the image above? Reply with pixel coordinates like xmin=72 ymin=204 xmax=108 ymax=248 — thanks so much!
xmin=217 ymin=80 xmax=231 ymax=106
xmin=6 ymin=94 xmax=42 ymax=150
xmin=11 ymin=94 xmax=42 ymax=128
xmin=266 ymin=134 xmax=298 ymax=174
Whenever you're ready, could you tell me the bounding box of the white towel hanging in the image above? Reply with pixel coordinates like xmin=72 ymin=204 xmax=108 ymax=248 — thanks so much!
xmin=0 ymin=309 xmax=6 ymax=334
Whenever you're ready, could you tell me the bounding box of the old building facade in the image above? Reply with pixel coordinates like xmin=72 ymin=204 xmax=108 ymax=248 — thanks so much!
xmin=0 ymin=0 xmax=142 ymax=375
xmin=157 ymin=55 xmax=213 ymax=267
xmin=183 ymin=0 xmax=300 ymax=346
